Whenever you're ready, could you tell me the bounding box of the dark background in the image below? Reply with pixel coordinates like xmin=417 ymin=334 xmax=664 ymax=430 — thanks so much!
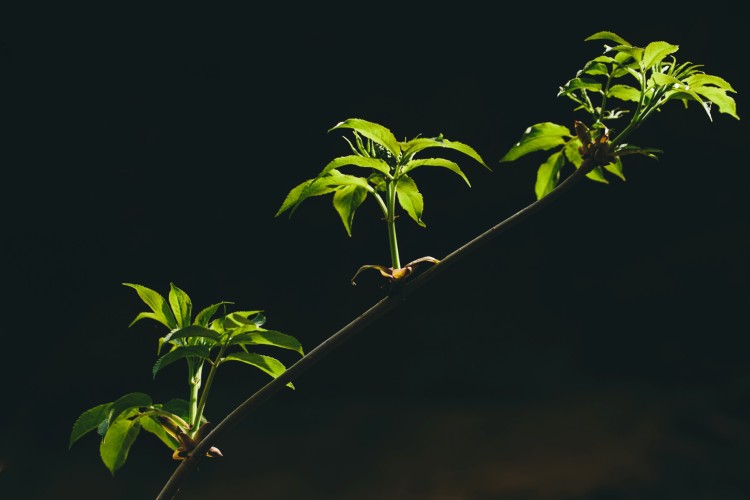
xmin=1 ymin=6 xmax=748 ymax=500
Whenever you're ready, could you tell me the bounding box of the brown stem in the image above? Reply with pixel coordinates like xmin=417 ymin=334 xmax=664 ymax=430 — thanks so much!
xmin=156 ymin=162 xmax=592 ymax=500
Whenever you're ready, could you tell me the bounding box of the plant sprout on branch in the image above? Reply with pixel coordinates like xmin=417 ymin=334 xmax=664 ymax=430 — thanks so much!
xmin=276 ymin=118 xmax=490 ymax=285
xmin=500 ymin=30 xmax=739 ymax=200
xmin=69 ymin=283 xmax=303 ymax=475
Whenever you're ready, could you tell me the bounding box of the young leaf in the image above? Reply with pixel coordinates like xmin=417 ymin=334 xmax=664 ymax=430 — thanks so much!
xmin=401 ymin=158 xmax=471 ymax=186
xmin=333 ymin=185 xmax=368 ymax=237
xmin=163 ymin=324 xmax=222 ymax=344
xmin=500 ymin=123 xmax=572 ymax=163
xmin=70 ymin=402 xmax=112 ymax=448
xmin=228 ymin=329 xmax=305 ymax=355
xmin=395 ymin=174 xmax=425 ymax=227
xmin=109 ymin=392 xmax=152 ymax=424
xmin=100 ymin=417 xmax=141 ymax=475
xmin=641 ymin=41 xmax=679 ymax=71
xmin=276 ymin=177 xmax=339 ymax=217
xmin=604 ymin=157 xmax=626 ymax=181
xmin=140 ymin=415 xmax=180 ymax=451
xmin=329 ymin=118 xmax=401 ymax=158
xmin=691 ymin=85 xmax=739 ymax=119
xmin=608 ymin=84 xmax=641 ymax=102
xmin=585 ymin=31 xmax=631 ymax=46
xmin=222 ymin=352 xmax=295 ymax=389
xmin=168 ymin=283 xmax=192 ymax=329
xmin=153 ymin=345 xmax=211 ymax=378
xmin=123 ymin=283 xmax=177 ymax=329
xmin=535 ymin=151 xmax=566 ymax=200
xmin=194 ymin=301 xmax=234 ymax=327
xmin=400 ymin=137 xmax=490 ymax=171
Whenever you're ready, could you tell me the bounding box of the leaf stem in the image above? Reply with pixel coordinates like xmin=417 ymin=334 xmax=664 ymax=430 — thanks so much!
xmin=187 ymin=361 xmax=203 ymax=431
xmin=155 ymin=160 xmax=593 ymax=500
xmin=385 ymin=181 xmax=401 ymax=269
xmin=192 ymin=345 xmax=228 ymax=436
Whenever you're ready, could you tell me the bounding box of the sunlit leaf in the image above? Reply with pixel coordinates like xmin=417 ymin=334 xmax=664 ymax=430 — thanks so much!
xmin=168 ymin=283 xmax=192 ymax=329
xmin=603 ymin=157 xmax=626 ymax=181
xmin=607 ymin=84 xmax=641 ymax=102
xmin=108 ymin=393 xmax=152 ymax=425
xmin=581 ymin=61 xmax=609 ymax=76
xmin=333 ymin=185 xmax=368 ymax=236
xmin=500 ymin=123 xmax=571 ymax=163
xmin=641 ymin=41 xmax=679 ymax=70
xmin=329 ymin=118 xmax=401 ymax=158
xmin=684 ymin=74 xmax=736 ymax=92
xmin=558 ymin=77 xmax=603 ymax=96
xmin=663 ymin=89 xmax=713 ymax=120
xmin=163 ymin=324 xmax=222 ymax=344
xmin=692 ymin=86 xmax=739 ymax=119
xmin=401 ymin=137 xmax=489 ymax=170
xmin=275 ymin=177 xmax=339 ymax=217
xmin=563 ymin=138 xmax=584 ymax=167
xmin=607 ymin=45 xmax=643 ymax=64
xmin=395 ymin=174 xmax=425 ymax=227
xmin=228 ymin=329 xmax=304 ymax=355
xmin=153 ymin=346 xmax=211 ymax=378
xmin=123 ymin=283 xmax=177 ymax=329
xmin=222 ymin=353 xmax=295 ymax=389
xmin=585 ymin=166 xmax=609 ymax=184
xmin=585 ymin=31 xmax=631 ymax=46
xmin=401 ymin=158 xmax=471 ymax=186
xmin=535 ymin=151 xmax=566 ymax=200
xmin=161 ymin=399 xmax=193 ymax=423
xmin=70 ymin=403 xmax=112 ymax=448
xmin=194 ymin=301 xmax=234 ymax=327
xmin=100 ymin=418 xmax=141 ymax=475
xmin=651 ymin=73 xmax=684 ymax=87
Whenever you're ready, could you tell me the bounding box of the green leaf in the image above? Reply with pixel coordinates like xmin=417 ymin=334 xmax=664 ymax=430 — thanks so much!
xmin=663 ymin=88 xmax=714 ymax=120
xmin=123 ymin=283 xmax=177 ymax=329
xmin=194 ymin=301 xmax=234 ymax=327
xmin=163 ymin=324 xmax=222 ymax=344
xmin=228 ymin=329 xmax=305 ymax=355
xmin=275 ymin=177 xmax=339 ymax=217
xmin=100 ymin=417 xmax=141 ymax=475
xmin=223 ymin=353 xmax=295 ymax=389
xmin=641 ymin=41 xmax=679 ymax=70
xmin=563 ymin=138 xmax=584 ymax=168
xmin=585 ymin=31 xmax=631 ymax=46
xmin=585 ymin=166 xmax=609 ymax=184
xmin=558 ymin=77 xmax=603 ymax=96
xmin=70 ymin=402 xmax=112 ymax=448
xmin=607 ymin=84 xmax=641 ymax=102
xmin=333 ymin=185 xmax=368 ymax=236
xmin=401 ymin=158 xmax=471 ymax=186
xmin=401 ymin=137 xmax=490 ymax=170
xmin=329 ymin=118 xmax=401 ymax=158
xmin=608 ymin=45 xmax=643 ymax=64
xmin=319 ymin=155 xmax=392 ymax=177
xmin=691 ymin=86 xmax=739 ymax=119
xmin=535 ymin=151 xmax=566 ymax=200
xmin=395 ymin=174 xmax=425 ymax=227
xmin=651 ymin=73 xmax=683 ymax=87
xmin=604 ymin=157 xmax=626 ymax=181
xmin=684 ymin=74 xmax=736 ymax=92
xmin=109 ymin=393 xmax=152 ymax=424
xmin=140 ymin=415 xmax=180 ymax=451
xmin=153 ymin=345 xmax=211 ymax=378
xmin=168 ymin=283 xmax=192 ymax=329
xmin=500 ymin=123 xmax=571 ymax=163
xmin=581 ymin=61 xmax=610 ymax=76
xmin=161 ymin=399 xmax=192 ymax=423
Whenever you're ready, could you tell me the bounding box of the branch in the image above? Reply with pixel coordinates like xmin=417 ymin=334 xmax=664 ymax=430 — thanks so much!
xmin=156 ymin=163 xmax=592 ymax=499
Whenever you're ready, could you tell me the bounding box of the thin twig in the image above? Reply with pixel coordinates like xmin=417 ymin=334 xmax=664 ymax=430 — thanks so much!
xmin=156 ymin=163 xmax=592 ymax=500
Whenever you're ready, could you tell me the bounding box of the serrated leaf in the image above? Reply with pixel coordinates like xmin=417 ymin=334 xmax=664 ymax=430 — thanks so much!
xmin=100 ymin=418 xmax=141 ymax=475
xmin=684 ymin=74 xmax=735 ymax=92
xmin=153 ymin=346 xmax=211 ymax=378
xmin=161 ymin=399 xmax=192 ymax=423
xmin=223 ymin=353 xmax=295 ymax=389
xmin=664 ymin=88 xmax=713 ymax=120
xmin=607 ymin=84 xmax=641 ymax=102
xmin=652 ymin=73 xmax=684 ymax=87
xmin=585 ymin=31 xmax=631 ymax=46
xmin=163 ymin=324 xmax=222 ymax=344
xmin=228 ymin=329 xmax=304 ymax=355
xmin=70 ymin=402 xmax=112 ymax=448
xmin=581 ymin=61 xmax=610 ymax=76
xmin=585 ymin=166 xmax=609 ymax=184
xmin=608 ymin=45 xmax=643 ymax=63
xmin=642 ymin=41 xmax=679 ymax=70
xmin=401 ymin=158 xmax=471 ymax=186
xmin=401 ymin=137 xmax=489 ymax=170
xmin=194 ymin=301 xmax=234 ymax=327
xmin=558 ymin=77 xmax=603 ymax=96
xmin=275 ymin=177 xmax=339 ymax=217
xmin=500 ymin=123 xmax=571 ymax=163
xmin=123 ymin=283 xmax=177 ymax=330
xmin=109 ymin=393 xmax=152 ymax=424
xmin=395 ymin=174 xmax=425 ymax=227
xmin=692 ymin=86 xmax=739 ymax=119
xmin=140 ymin=415 xmax=180 ymax=451
xmin=168 ymin=283 xmax=192 ymax=329
xmin=329 ymin=118 xmax=401 ymax=158
xmin=535 ymin=151 xmax=566 ymax=200
xmin=333 ymin=185 xmax=368 ymax=237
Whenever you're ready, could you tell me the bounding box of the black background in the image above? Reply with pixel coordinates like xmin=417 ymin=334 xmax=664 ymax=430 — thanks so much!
xmin=2 ymin=6 xmax=748 ymax=500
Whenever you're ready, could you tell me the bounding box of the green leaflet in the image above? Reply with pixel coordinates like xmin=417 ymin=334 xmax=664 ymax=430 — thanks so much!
xmin=123 ymin=283 xmax=177 ymax=329
xmin=535 ymin=151 xmax=566 ymax=200
xmin=140 ymin=414 xmax=180 ymax=451
xmin=585 ymin=31 xmax=631 ymax=46
xmin=100 ymin=417 xmax=141 ymax=475
xmin=333 ymin=184 xmax=368 ymax=236
xmin=168 ymin=283 xmax=192 ymax=329
xmin=228 ymin=329 xmax=305 ymax=355
xmin=276 ymin=176 xmax=339 ymax=217
xmin=70 ymin=402 xmax=112 ymax=448
xmin=691 ymin=85 xmax=739 ymax=119
xmin=163 ymin=324 xmax=222 ymax=344
xmin=194 ymin=301 xmax=234 ymax=327
xmin=500 ymin=123 xmax=571 ymax=163
xmin=223 ymin=352 xmax=295 ymax=389
xmin=395 ymin=174 xmax=425 ymax=227
xmin=329 ymin=118 xmax=401 ymax=158
xmin=401 ymin=137 xmax=490 ymax=170
xmin=608 ymin=84 xmax=640 ymax=102
xmin=402 ymin=157 xmax=471 ymax=186
xmin=642 ymin=41 xmax=679 ymax=71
